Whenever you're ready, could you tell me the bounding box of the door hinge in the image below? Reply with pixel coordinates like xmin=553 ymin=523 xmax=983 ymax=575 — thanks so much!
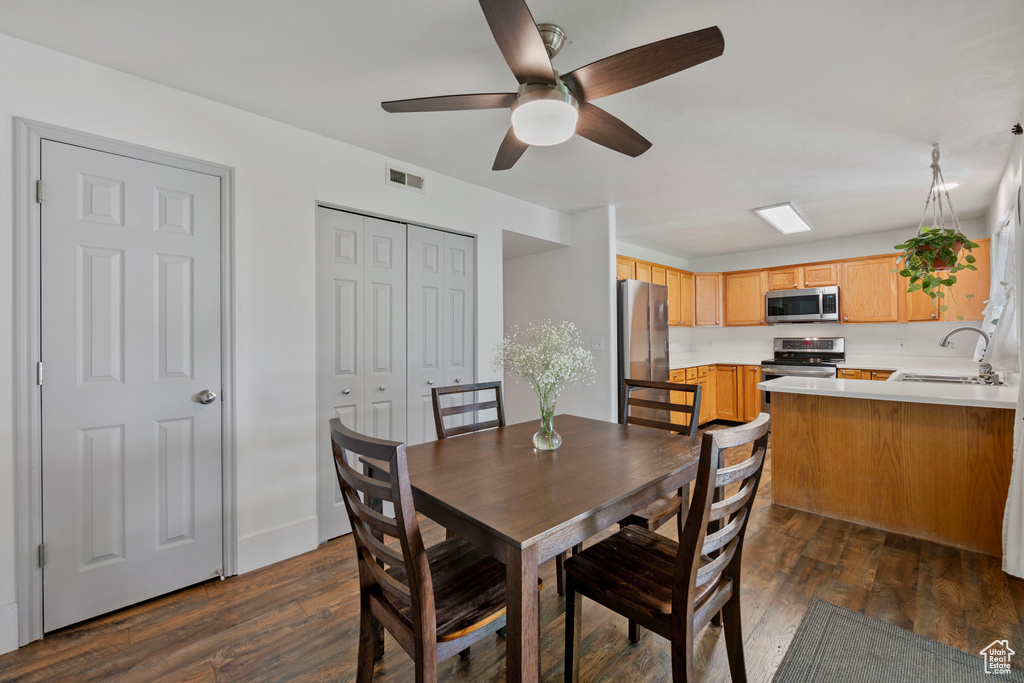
xmin=38 ymin=543 xmax=45 ymax=568
xmin=36 ymin=179 xmax=43 ymax=204
xmin=36 ymin=361 xmax=44 ymax=386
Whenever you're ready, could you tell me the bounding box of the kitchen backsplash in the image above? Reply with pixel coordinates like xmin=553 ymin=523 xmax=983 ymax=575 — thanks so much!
xmin=670 ymin=321 xmax=981 ymax=359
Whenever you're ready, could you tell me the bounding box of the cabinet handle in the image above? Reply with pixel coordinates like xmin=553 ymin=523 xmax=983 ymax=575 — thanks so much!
xmin=804 ymin=282 xmax=809 ymax=286
xmin=793 ymin=284 xmax=798 ymax=288
xmin=760 ymin=319 xmax=764 ymax=324
xmin=930 ymin=313 xmax=936 ymax=319
xmin=843 ymin=316 xmax=848 ymax=322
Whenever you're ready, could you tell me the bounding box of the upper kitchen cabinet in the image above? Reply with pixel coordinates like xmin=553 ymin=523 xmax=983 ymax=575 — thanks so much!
xmin=724 ymin=270 xmax=768 ymax=326
xmin=679 ymin=271 xmax=695 ymax=326
xmin=635 ymin=261 xmax=653 ymax=283
xmin=767 ymin=266 xmax=802 ymax=290
xmin=803 ymin=263 xmax=838 ymax=287
xmin=651 ymin=265 xmax=667 ymax=286
xmin=616 ymin=256 xmax=635 ymax=280
xmin=840 ymin=255 xmax=900 ymax=323
xmin=768 ymin=263 xmax=837 ymax=290
xmin=695 ymin=273 xmax=723 ymax=326
xmin=666 ymin=269 xmax=682 ymax=326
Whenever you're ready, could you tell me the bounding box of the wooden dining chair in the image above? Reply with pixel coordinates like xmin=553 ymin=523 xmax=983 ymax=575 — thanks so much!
xmin=331 ymin=418 xmax=514 ymax=682
xmin=563 ymin=413 xmax=770 ymax=682
xmin=430 ymin=380 xmax=505 ymax=439
xmin=618 ymin=378 xmax=702 ymax=538
xmin=431 ymin=381 xmax=580 ymax=596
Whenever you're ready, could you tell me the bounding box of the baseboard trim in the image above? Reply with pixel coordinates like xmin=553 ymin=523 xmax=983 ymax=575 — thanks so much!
xmin=0 ymin=602 xmax=18 ymax=654
xmin=237 ymin=517 xmax=318 ymax=574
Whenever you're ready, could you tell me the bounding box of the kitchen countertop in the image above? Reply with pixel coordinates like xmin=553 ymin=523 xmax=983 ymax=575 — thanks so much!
xmin=758 ymin=373 xmax=1017 ymax=410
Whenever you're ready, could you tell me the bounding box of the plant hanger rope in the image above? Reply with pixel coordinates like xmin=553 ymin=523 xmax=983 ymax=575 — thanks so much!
xmin=917 ymin=143 xmax=962 ymax=234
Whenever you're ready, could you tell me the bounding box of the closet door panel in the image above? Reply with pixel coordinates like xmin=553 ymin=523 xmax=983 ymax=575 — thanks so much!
xmin=406 ymin=226 xmax=445 ymax=445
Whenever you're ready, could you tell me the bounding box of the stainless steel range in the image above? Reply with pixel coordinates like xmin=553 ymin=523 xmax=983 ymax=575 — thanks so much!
xmin=760 ymin=337 xmax=845 ymax=412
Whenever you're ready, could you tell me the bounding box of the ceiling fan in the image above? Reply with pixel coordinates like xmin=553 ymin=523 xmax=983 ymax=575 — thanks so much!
xmin=381 ymin=0 xmax=724 ymax=170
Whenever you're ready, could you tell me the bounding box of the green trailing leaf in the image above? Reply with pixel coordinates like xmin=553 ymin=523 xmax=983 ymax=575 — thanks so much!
xmin=907 ymin=282 xmax=922 ymax=292
xmin=965 ymin=293 xmax=975 ymax=300
xmin=956 ymin=315 xmax=964 ymax=320
xmin=939 ymin=305 xmax=948 ymax=311
xmin=992 ymin=317 xmax=999 ymax=325
xmin=965 ymin=254 xmax=976 ymax=263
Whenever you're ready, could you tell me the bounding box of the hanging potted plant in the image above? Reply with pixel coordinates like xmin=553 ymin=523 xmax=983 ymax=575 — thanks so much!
xmin=893 ymin=145 xmax=980 ymax=318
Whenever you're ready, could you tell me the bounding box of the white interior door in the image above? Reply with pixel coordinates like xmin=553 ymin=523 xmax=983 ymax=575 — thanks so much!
xmin=40 ymin=140 xmax=223 ymax=631
xmin=316 ymin=207 xmax=406 ymax=541
xmin=406 ymin=225 xmax=445 ymax=445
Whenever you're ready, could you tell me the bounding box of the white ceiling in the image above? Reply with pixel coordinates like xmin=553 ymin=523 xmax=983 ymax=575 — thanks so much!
xmin=3 ymin=0 xmax=1022 ymax=258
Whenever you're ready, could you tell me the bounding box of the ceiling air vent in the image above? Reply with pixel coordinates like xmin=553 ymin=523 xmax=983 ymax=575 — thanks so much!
xmin=386 ymin=165 xmax=425 ymax=193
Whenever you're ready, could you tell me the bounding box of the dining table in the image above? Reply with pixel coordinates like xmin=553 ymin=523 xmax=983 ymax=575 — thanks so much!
xmin=396 ymin=413 xmax=701 ymax=683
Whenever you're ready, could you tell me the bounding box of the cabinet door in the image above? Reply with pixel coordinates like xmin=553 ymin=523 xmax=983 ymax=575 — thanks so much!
xmin=685 ymin=367 xmax=698 ymax=382
xmin=768 ymin=267 xmax=802 ymax=291
xmin=679 ymin=271 xmax=695 ymax=326
xmin=635 ymin=261 xmax=653 ymax=283
xmin=868 ymin=370 xmax=893 ymax=381
xmin=698 ymin=366 xmax=716 ymax=423
xmin=616 ymin=256 xmax=635 ymax=280
xmin=943 ymin=238 xmax=990 ymax=321
xmin=715 ymin=365 xmax=740 ymax=420
xmin=724 ymin=271 xmax=768 ymax=326
xmin=652 ymin=266 xmax=667 ymax=286
xmin=905 ymin=286 xmax=941 ymax=322
xmin=742 ymin=365 xmax=762 ymax=422
xmin=666 ymin=269 xmax=682 ymax=326
xmin=694 ymin=273 xmax=722 ymax=326
xmin=803 ymin=263 xmax=838 ymax=287
xmin=837 ymin=368 xmax=863 ymax=380
xmin=839 ymin=256 xmax=900 ymax=323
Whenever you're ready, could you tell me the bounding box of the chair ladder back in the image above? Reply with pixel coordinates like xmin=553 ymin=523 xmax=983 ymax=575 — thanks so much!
xmin=621 ymin=378 xmax=702 ymax=438
xmin=330 ymin=418 xmax=436 ymax=637
xmin=672 ymin=413 xmax=770 ymax=629
xmin=431 ymin=381 xmax=506 ymax=439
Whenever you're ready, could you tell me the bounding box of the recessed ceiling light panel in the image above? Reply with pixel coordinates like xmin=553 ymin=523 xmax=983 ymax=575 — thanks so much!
xmin=754 ymin=202 xmax=814 ymax=234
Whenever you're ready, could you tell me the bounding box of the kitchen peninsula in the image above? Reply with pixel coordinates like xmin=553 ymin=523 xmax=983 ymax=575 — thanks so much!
xmin=761 ymin=371 xmax=1016 ymax=556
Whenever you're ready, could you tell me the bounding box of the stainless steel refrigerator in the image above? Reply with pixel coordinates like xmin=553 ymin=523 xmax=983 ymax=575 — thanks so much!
xmin=617 ymin=279 xmax=670 ymax=422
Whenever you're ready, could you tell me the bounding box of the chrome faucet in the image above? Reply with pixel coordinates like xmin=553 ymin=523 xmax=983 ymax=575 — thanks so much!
xmin=939 ymin=326 xmax=1000 ymax=384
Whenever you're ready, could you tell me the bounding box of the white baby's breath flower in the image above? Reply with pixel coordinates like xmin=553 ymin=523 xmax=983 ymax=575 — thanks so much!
xmin=492 ymin=320 xmax=597 ymax=408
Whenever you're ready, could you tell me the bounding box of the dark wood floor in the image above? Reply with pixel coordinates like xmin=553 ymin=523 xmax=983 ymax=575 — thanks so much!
xmin=3 ymin=431 xmax=1024 ymax=682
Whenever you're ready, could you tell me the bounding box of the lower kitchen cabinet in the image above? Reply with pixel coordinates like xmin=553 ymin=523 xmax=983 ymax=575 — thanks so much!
xmin=669 ymin=364 xmax=763 ymax=425
xmin=838 ymin=367 xmax=893 ymax=381
xmin=741 ymin=365 xmax=762 ymax=421
xmin=715 ymin=365 xmax=740 ymax=420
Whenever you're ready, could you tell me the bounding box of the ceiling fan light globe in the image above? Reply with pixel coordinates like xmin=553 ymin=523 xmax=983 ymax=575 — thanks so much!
xmin=509 ymin=83 xmax=579 ymax=146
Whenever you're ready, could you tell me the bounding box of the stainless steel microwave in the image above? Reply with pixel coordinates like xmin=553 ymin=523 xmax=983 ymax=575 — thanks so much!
xmin=765 ymin=286 xmax=840 ymax=323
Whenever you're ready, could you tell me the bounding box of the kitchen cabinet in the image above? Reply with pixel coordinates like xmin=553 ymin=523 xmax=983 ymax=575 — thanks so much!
xmin=839 ymin=255 xmax=900 ymax=323
xmin=669 ymin=369 xmax=694 ymax=429
xmin=635 ymin=261 xmax=652 ymax=283
xmin=696 ymin=365 xmax=715 ymax=424
xmin=666 ymin=269 xmax=681 ymax=326
xmin=616 ymin=256 xmax=635 ymax=280
xmin=695 ymin=273 xmax=722 ymax=326
xmin=715 ymin=365 xmax=740 ymax=420
xmin=803 ymin=263 xmax=838 ymax=287
xmin=741 ymin=365 xmax=762 ymax=422
xmin=652 ymin=266 xmax=667 ymax=286
xmin=838 ymin=368 xmax=892 ymax=381
xmin=768 ymin=266 xmax=802 ymax=291
xmin=724 ymin=270 xmax=768 ymax=326
xmin=679 ymin=271 xmax=694 ymax=326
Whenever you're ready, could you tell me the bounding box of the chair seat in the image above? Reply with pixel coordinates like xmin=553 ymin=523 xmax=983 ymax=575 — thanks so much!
xmin=386 ymin=537 xmax=509 ymax=642
xmin=618 ymin=492 xmax=684 ymax=530
xmin=563 ymin=525 xmax=717 ymax=623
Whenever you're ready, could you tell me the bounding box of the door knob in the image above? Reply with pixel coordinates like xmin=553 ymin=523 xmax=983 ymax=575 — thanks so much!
xmin=343 ymin=389 xmax=351 ymax=395
xmin=379 ymin=386 xmax=386 ymax=391
xmin=197 ymin=389 xmax=217 ymax=405
xmin=454 ymin=379 xmax=461 ymax=384
xmin=427 ymin=380 xmax=434 ymax=385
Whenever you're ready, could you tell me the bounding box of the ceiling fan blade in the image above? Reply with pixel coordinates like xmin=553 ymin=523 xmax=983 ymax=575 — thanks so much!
xmin=382 ymin=93 xmax=516 ymax=113
xmin=493 ymin=127 xmax=529 ymax=170
xmin=478 ymin=0 xmax=556 ymax=85
xmin=575 ymin=102 xmax=652 ymax=157
xmin=562 ymin=26 xmax=724 ymax=101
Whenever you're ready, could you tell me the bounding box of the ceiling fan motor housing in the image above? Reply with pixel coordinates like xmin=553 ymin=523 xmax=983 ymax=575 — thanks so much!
xmin=510 ymin=81 xmax=579 ymax=146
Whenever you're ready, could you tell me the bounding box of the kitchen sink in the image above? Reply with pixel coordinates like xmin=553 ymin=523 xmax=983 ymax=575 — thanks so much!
xmin=894 ymin=372 xmax=990 ymax=385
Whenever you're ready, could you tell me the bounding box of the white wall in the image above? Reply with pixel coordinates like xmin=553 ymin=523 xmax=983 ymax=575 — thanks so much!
xmin=502 ymin=207 xmax=618 ymax=425
xmin=0 ymin=33 xmax=570 ymax=651
xmin=616 ymin=240 xmax=691 ymax=271
xmin=688 ymin=218 xmax=986 ymax=273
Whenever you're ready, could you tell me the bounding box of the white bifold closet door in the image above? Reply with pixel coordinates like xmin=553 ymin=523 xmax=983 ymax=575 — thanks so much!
xmin=406 ymin=225 xmax=476 ymax=446
xmin=315 ymin=206 xmax=407 ymax=541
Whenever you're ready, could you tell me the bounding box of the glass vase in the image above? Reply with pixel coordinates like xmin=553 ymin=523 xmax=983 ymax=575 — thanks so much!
xmin=533 ymin=400 xmax=561 ymax=450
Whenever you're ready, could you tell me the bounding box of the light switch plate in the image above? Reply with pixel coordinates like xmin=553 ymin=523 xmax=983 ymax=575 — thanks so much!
xmin=591 ymin=336 xmax=604 ymax=351
xmin=897 ymin=340 xmax=906 ymax=352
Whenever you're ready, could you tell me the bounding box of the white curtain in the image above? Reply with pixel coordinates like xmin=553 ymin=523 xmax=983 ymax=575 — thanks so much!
xmin=975 ymin=207 xmax=1019 ymax=369
xmin=1003 ymin=165 xmax=1024 ymax=578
